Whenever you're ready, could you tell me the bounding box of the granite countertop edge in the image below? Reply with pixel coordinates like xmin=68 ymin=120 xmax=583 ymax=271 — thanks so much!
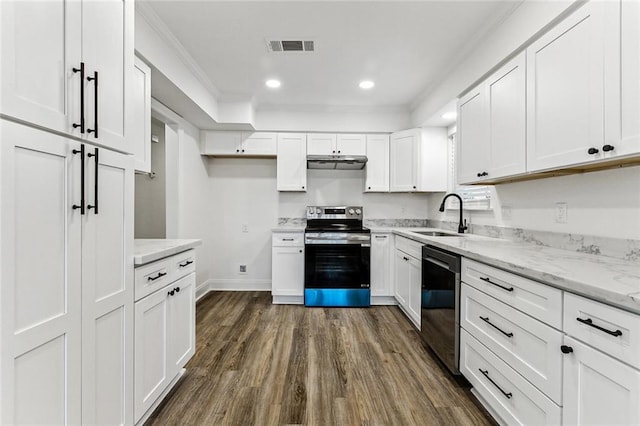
xmin=134 ymin=239 xmax=203 ymax=266
xmin=392 ymin=228 xmax=640 ymax=315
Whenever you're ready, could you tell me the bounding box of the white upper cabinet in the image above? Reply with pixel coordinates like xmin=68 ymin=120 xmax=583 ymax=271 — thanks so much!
xmin=487 ymin=52 xmax=527 ymax=179
xmin=201 ymin=131 xmax=277 ymax=156
xmin=390 ymin=128 xmax=447 ymax=192
xmin=307 ymin=133 xmax=366 ymax=156
xmin=0 ymin=0 xmax=133 ymax=153
xmin=364 ymin=134 xmax=390 ymax=192
xmin=457 ymin=85 xmax=489 ymax=185
xmin=277 ymin=133 xmax=307 ymax=191
xmin=526 ymin=1 xmax=609 ymax=172
xmin=604 ymin=0 xmax=640 ymax=157
xmin=132 ymin=57 xmax=152 ymax=173
xmin=307 ymin=133 xmax=337 ymax=155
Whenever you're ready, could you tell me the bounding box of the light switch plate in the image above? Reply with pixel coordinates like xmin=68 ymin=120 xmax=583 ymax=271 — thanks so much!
xmin=555 ymin=202 xmax=568 ymax=223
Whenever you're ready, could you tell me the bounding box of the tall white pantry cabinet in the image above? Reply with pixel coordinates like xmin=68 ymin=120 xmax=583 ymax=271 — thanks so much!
xmin=0 ymin=0 xmax=135 ymax=424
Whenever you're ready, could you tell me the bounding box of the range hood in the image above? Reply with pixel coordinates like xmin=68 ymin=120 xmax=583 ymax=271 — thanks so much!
xmin=307 ymin=155 xmax=368 ymax=170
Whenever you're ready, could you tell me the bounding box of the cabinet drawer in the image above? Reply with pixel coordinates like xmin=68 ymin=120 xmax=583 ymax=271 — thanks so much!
xmin=395 ymin=235 xmax=422 ymax=260
xmin=462 ymin=258 xmax=562 ymax=329
xmin=272 ymin=232 xmax=304 ymax=247
xmin=460 ymin=329 xmax=561 ymax=426
xmin=170 ymin=249 xmax=196 ymax=281
xmin=461 ymin=284 xmax=563 ymax=403
xmin=135 ymin=257 xmax=172 ymax=301
xmin=564 ymin=293 xmax=640 ymax=369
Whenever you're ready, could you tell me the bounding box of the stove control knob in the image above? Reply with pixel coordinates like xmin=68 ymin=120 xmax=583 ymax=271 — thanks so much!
xmin=308 ymin=207 xmax=315 ymax=215
xmin=316 ymin=208 xmax=322 ymax=214
xmin=348 ymin=208 xmax=355 ymax=215
xmin=355 ymin=209 xmax=361 ymax=215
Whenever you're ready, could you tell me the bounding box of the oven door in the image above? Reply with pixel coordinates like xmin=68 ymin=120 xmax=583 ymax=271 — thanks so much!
xmin=304 ymin=242 xmax=370 ymax=307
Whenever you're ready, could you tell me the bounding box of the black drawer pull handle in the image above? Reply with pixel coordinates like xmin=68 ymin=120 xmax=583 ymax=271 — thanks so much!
xmin=375 ymin=235 xmax=387 ymax=239
xmin=148 ymin=272 xmax=167 ymax=281
xmin=479 ymin=369 xmax=512 ymax=399
xmin=168 ymin=289 xmax=175 ymax=296
xmin=282 ymin=238 xmax=295 ymax=241
xmin=576 ymin=317 xmax=622 ymax=337
xmin=179 ymin=260 xmax=193 ymax=268
xmin=587 ymin=147 xmax=599 ymax=155
xmin=480 ymin=276 xmax=514 ymax=292
xmin=560 ymin=345 xmax=573 ymax=354
xmin=175 ymin=287 xmax=180 ymax=292
xmin=480 ymin=316 xmax=514 ymax=338
xmin=403 ymin=256 xmax=409 ymax=261
xmin=602 ymin=144 xmax=615 ymax=152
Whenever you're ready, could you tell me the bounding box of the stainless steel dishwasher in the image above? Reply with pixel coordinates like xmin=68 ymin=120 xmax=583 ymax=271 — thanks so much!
xmin=421 ymin=244 xmax=461 ymax=375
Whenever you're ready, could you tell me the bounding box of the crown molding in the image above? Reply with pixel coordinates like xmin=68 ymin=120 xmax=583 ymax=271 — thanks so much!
xmin=136 ymin=1 xmax=222 ymax=98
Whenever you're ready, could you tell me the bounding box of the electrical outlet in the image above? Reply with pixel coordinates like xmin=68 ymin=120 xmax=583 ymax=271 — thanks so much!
xmin=241 ymin=224 xmax=248 ymax=233
xmin=555 ymin=202 xmax=568 ymax=224
xmin=239 ymin=264 xmax=247 ymax=274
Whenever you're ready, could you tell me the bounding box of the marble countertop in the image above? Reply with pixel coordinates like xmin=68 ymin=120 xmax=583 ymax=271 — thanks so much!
xmin=272 ymin=226 xmax=305 ymax=232
xmin=393 ymin=228 xmax=640 ymax=314
xmin=134 ymin=239 xmax=202 ymax=266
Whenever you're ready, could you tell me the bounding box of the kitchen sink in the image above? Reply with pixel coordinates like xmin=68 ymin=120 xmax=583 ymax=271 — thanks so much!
xmin=412 ymin=231 xmax=464 ymax=237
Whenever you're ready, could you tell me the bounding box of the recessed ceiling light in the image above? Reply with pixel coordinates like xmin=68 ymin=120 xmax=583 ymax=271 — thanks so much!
xmin=441 ymin=111 xmax=457 ymax=120
xmin=359 ymin=80 xmax=375 ymax=89
xmin=265 ymin=79 xmax=281 ymax=88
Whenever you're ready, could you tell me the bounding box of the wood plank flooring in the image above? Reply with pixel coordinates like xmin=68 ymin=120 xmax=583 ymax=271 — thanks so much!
xmin=146 ymin=292 xmax=495 ymax=426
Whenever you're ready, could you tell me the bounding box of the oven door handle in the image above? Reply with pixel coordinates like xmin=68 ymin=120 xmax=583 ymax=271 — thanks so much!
xmin=423 ymin=255 xmax=451 ymax=271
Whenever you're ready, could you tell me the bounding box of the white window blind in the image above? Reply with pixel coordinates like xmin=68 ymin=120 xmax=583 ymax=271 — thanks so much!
xmin=446 ymin=133 xmax=492 ymax=210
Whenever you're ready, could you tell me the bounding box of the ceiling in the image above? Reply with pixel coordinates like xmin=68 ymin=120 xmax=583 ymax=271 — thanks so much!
xmin=142 ymin=1 xmax=520 ymax=114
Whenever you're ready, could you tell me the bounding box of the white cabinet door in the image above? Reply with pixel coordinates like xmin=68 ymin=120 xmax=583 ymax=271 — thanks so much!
xmin=364 ymin=134 xmax=389 ymax=192
xmin=0 ymin=0 xmax=82 ymax=136
xmin=605 ymin=0 xmax=640 ymax=158
xmin=81 ymin=0 xmax=133 ymax=152
xmin=272 ymin=246 xmax=305 ymax=296
xmin=487 ymin=52 xmax=526 ymax=179
xmin=242 ymin=132 xmax=277 ymax=156
xmin=337 ymin=134 xmax=366 ymax=155
xmin=132 ymin=57 xmax=152 ymax=173
xmin=562 ymin=336 xmax=640 ymax=425
xmin=526 ymin=1 xmax=608 ymax=172
xmin=307 ymin=133 xmax=337 ymax=155
xmin=407 ymin=255 xmax=422 ymax=328
xmin=81 ymin=146 xmax=133 ymax=425
xmin=167 ymin=273 xmax=196 ymax=373
xmin=277 ymin=133 xmax=307 ymax=191
xmin=370 ymin=233 xmax=392 ymax=298
xmin=457 ymin=85 xmax=488 ymax=184
xmin=201 ymin=131 xmax=243 ymax=155
xmin=134 ymin=287 xmax=170 ymax=423
xmin=1 ymin=121 xmax=83 ymax=425
xmin=390 ymin=129 xmax=417 ymax=192
xmin=394 ymin=249 xmax=410 ymax=308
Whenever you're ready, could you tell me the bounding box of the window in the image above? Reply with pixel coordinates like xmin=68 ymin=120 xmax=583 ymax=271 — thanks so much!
xmin=446 ymin=130 xmax=492 ymax=210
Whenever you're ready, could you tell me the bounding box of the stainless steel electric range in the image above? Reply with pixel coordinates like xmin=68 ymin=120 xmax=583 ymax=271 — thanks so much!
xmin=304 ymin=206 xmax=371 ymax=307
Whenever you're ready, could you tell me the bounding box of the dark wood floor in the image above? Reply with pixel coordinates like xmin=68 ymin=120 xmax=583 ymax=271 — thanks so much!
xmin=146 ymin=292 xmax=494 ymax=426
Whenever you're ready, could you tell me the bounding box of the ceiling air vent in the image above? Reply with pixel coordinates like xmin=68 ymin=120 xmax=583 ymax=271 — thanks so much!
xmin=266 ymin=39 xmax=315 ymax=53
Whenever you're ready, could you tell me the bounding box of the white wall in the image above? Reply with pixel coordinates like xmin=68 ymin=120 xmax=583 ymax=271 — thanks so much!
xmin=411 ymin=0 xmax=576 ymax=126
xmin=429 ymin=166 xmax=640 ymax=240
xmin=135 ymin=119 xmax=166 ymax=238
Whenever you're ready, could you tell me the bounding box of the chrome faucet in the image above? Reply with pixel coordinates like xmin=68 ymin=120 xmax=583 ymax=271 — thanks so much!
xmin=438 ymin=193 xmax=468 ymax=234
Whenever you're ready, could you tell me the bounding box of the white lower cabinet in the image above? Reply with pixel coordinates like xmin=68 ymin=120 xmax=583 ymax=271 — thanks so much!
xmin=0 ymin=119 xmax=133 ymax=425
xmin=393 ymin=236 xmax=421 ymax=329
xmin=134 ymin=260 xmax=195 ymax=423
xmin=371 ymin=232 xmax=393 ymax=302
xmin=461 ymin=329 xmax=562 ymax=425
xmin=562 ymin=336 xmax=640 ymax=426
xmin=271 ymin=231 xmax=305 ymax=304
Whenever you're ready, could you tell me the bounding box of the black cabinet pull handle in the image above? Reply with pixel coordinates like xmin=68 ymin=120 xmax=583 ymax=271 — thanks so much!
xmin=602 ymin=144 xmax=615 ymax=152
xmin=299 ymin=249 xmax=303 ymax=253
xmin=375 ymin=235 xmax=387 ymax=239
xmin=576 ymin=317 xmax=622 ymax=337
xmin=241 ymin=149 xmax=245 ymax=153
xmin=175 ymin=287 xmax=180 ymax=292
xmin=480 ymin=316 xmax=514 ymax=338
xmin=168 ymin=289 xmax=175 ymax=296
xmin=72 ymin=63 xmax=85 ymax=133
xmin=403 ymin=256 xmax=409 ymax=261
xmin=587 ymin=147 xmax=599 ymax=155
xmin=368 ymin=186 xmax=371 ymax=189
xmin=560 ymin=345 xmax=573 ymax=354
xmin=332 ymin=150 xmax=335 ymax=154
xmin=412 ymin=185 xmax=416 ymax=189
xmin=302 ymin=186 xmax=305 ymax=189
xmin=72 ymin=145 xmax=85 ymax=214
xmin=86 ymin=148 xmax=99 ymax=214
xmin=179 ymin=260 xmax=193 ymax=268
xmin=477 ymin=172 xmax=482 ymax=177
xmin=482 ymin=172 xmax=488 ymax=176
xmin=337 ymin=150 xmax=341 ymax=154
xmin=282 ymin=238 xmax=294 ymax=241
xmin=236 ymin=149 xmax=240 ymax=153
xmin=479 ymin=369 xmax=512 ymax=399
xmin=148 ymin=272 xmax=167 ymax=281
xmin=480 ymin=276 xmax=514 ymax=292
xmin=87 ymin=71 xmax=98 ymax=138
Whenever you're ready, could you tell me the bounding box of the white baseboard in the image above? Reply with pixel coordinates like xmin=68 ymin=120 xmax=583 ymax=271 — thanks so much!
xmin=272 ymin=295 xmax=304 ymax=304
xmin=371 ymin=295 xmax=398 ymax=305
xmin=196 ymin=278 xmax=271 ymax=301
